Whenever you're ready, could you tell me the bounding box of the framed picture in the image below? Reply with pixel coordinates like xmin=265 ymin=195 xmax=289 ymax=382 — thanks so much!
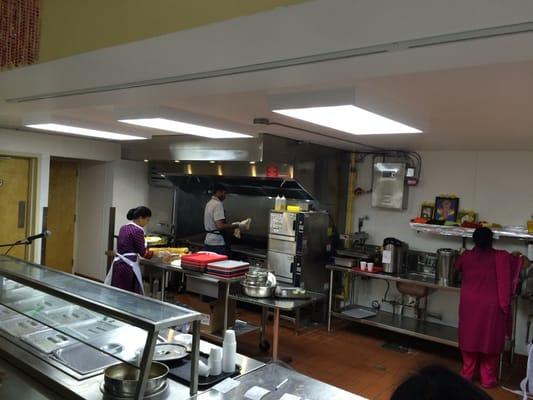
xmin=434 ymin=197 xmax=460 ymax=222
xmin=420 ymin=204 xmax=434 ymax=219
xmin=458 ymin=209 xmax=477 ymax=224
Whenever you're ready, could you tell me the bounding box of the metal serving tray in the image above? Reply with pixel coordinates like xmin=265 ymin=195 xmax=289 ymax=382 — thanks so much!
xmin=46 ymin=306 xmax=98 ymax=326
xmin=0 ymin=316 xmax=48 ymax=338
xmin=22 ymin=328 xmax=78 ymax=354
xmin=0 ymin=304 xmax=19 ymax=321
xmin=0 ymin=285 xmax=42 ymax=303
xmin=9 ymin=295 xmax=70 ymax=315
xmin=87 ymin=325 xmax=149 ymax=364
xmin=62 ymin=318 xmax=124 ymax=341
xmin=54 ymin=342 xmax=120 ymax=375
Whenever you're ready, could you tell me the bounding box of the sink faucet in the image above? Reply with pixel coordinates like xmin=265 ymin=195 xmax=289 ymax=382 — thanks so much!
xmin=358 ymin=216 xmax=369 ymax=233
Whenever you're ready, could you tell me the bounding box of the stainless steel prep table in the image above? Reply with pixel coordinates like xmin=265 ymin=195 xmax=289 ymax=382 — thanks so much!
xmin=140 ymin=258 xmax=260 ymax=342
xmin=229 ymin=291 xmax=325 ymax=361
xmin=197 ymin=362 xmax=367 ymax=400
xmin=326 ymin=264 xmax=461 ymax=347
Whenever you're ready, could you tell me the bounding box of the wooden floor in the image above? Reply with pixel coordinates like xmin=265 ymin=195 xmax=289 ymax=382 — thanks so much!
xmin=233 ymin=308 xmax=525 ymax=400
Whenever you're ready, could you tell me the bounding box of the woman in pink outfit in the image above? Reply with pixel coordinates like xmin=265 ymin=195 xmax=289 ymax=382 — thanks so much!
xmin=455 ymin=227 xmax=527 ymax=388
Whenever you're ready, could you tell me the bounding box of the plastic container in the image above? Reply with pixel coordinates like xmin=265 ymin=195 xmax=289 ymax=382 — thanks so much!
xmin=222 ymin=330 xmax=236 ymax=373
xmin=279 ymin=196 xmax=287 ymax=211
xmin=208 ymin=347 xmax=222 ymax=376
xmin=274 ymin=196 xmax=282 ymax=211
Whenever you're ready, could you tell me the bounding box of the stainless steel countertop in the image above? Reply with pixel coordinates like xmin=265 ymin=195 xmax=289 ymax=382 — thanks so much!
xmin=0 ymin=335 xmax=264 ymax=400
xmin=326 ymin=264 xmax=461 ymax=292
xmin=140 ymin=258 xmax=245 ymax=284
xmin=197 ymin=362 xmax=367 ymax=400
xmin=0 ymin=356 xmax=59 ymax=400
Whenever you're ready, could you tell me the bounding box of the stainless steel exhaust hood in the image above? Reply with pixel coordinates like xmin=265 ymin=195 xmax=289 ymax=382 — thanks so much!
xmin=122 ymin=133 xmax=350 ymax=230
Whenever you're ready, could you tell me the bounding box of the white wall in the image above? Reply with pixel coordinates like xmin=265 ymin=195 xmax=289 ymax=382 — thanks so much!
xmin=0 ymin=128 xmax=121 ymax=262
xmin=352 ymin=151 xmax=533 ymax=354
xmin=111 ymin=160 xmax=150 ymax=234
xmin=75 ymin=162 xmax=113 ymax=281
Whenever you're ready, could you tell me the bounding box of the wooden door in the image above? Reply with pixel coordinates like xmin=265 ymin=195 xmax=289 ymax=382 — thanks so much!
xmin=45 ymin=159 xmax=78 ymax=273
xmin=0 ymin=157 xmax=31 ymax=259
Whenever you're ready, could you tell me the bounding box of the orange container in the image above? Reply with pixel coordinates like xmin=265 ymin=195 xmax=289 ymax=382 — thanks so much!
xmin=528 ymin=220 xmax=533 ymax=234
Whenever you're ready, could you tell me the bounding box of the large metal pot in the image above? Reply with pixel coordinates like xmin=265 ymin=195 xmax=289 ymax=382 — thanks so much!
xmin=104 ymin=361 xmax=168 ymax=397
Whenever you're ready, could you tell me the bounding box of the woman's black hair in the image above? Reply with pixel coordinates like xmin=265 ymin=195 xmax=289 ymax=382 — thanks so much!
xmin=391 ymin=365 xmax=492 ymax=400
xmin=127 ymin=206 xmax=152 ymax=221
xmin=473 ymin=227 xmax=493 ymax=249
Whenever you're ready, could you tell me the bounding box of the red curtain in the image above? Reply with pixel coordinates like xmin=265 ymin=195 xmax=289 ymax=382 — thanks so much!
xmin=0 ymin=0 xmax=41 ymax=69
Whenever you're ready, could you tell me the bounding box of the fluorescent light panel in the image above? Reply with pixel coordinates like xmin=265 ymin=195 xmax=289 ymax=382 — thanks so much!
xmin=119 ymin=118 xmax=252 ymax=139
xmin=273 ymin=105 xmax=421 ymax=135
xmin=26 ymin=123 xmax=146 ymax=141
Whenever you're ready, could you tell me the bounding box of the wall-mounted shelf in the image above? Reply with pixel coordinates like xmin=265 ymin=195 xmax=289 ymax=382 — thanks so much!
xmin=410 ymin=223 xmax=533 ymax=241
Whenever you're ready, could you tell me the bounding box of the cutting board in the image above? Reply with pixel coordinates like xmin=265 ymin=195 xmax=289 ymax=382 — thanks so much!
xmin=181 ymin=252 xmax=228 ymax=266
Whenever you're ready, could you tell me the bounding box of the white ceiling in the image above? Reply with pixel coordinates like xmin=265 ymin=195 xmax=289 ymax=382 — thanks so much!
xmin=2 ymin=0 xmax=533 ymax=151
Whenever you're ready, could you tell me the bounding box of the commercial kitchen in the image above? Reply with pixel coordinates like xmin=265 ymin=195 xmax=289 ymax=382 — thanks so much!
xmin=2 ymin=2 xmax=533 ymax=400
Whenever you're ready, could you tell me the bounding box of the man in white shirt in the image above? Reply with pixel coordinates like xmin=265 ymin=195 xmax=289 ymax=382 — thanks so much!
xmin=204 ymin=183 xmax=250 ymax=255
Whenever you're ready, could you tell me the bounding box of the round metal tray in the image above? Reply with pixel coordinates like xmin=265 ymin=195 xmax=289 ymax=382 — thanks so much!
xmin=100 ymin=381 xmax=168 ymax=400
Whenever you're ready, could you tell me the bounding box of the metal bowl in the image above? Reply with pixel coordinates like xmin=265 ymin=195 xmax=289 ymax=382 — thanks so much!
xmin=242 ymin=282 xmax=275 ymax=298
xmin=104 ymin=361 xmax=169 ymax=397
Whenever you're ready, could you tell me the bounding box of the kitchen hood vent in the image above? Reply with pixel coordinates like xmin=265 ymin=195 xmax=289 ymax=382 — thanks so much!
xmin=164 ymin=174 xmax=314 ymax=200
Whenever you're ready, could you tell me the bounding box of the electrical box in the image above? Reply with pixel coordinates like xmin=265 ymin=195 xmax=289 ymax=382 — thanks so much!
xmin=371 ymin=162 xmax=408 ymax=210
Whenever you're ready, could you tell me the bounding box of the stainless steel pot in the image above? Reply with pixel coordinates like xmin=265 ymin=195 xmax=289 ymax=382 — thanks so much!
xmin=104 ymin=361 xmax=168 ymax=397
xmin=436 ymin=248 xmax=458 ymax=286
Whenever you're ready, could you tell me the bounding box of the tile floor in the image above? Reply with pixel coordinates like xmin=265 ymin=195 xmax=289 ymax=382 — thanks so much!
xmin=233 ymin=308 xmax=525 ymax=400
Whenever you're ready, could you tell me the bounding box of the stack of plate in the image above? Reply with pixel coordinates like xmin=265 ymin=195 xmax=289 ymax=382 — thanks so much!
xmin=180 ymin=253 xmax=228 ymax=272
xmin=206 ymin=260 xmax=250 ymax=278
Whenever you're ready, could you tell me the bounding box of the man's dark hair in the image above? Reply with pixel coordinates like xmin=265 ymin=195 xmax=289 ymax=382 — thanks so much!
xmin=213 ymin=182 xmax=228 ymax=193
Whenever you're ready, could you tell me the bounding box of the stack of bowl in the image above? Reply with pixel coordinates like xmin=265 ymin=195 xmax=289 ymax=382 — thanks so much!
xmin=241 ymin=268 xmax=276 ymax=298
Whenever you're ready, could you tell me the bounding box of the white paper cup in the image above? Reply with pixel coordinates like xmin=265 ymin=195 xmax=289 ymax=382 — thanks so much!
xmin=360 ymin=261 xmax=367 ymax=271
xmin=367 ymin=262 xmax=374 ymax=272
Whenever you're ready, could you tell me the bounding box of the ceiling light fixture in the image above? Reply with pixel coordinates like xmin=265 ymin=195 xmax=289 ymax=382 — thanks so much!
xmin=25 ymin=123 xmax=146 ymax=141
xmin=119 ymin=118 xmax=252 ymax=139
xmin=272 ymin=105 xmax=421 ymax=135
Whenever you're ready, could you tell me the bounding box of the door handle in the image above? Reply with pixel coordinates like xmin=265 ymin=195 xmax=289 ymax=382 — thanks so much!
xmin=18 ymin=201 xmax=26 ymax=228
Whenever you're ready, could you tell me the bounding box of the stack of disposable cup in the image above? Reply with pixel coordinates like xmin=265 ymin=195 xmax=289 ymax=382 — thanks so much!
xmin=209 ymin=347 xmax=222 ymax=376
xmin=222 ymin=330 xmax=236 ymax=373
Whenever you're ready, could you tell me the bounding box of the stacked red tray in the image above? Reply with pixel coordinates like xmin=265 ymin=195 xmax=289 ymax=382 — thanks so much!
xmin=180 ymin=252 xmax=228 ymax=272
xmin=206 ymin=260 xmax=250 ymax=278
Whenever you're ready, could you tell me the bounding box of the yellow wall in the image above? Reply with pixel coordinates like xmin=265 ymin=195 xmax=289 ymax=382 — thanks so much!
xmin=39 ymin=0 xmax=308 ymax=62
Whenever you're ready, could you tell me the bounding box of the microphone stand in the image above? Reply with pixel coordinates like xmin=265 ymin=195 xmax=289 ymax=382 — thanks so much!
xmin=1 ymin=239 xmax=32 ymax=256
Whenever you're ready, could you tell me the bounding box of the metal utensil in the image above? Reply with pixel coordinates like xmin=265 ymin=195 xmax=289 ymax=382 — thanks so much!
xmin=104 ymin=362 xmax=169 ymax=397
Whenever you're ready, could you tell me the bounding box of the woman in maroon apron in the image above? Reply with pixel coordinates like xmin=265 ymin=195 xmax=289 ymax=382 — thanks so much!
xmin=104 ymin=206 xmax=152 ymax=294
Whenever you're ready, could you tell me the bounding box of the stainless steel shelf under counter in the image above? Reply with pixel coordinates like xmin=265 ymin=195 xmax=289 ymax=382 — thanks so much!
xmin=0 ymin=255 xmax=203 ymax=400
xmin=326 ymin=264 xmax=460 ymax=348
xmin=197 ymin=361 xmax=367 ymax=400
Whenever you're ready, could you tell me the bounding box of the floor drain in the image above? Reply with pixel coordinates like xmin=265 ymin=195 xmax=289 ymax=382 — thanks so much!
xmin=382 ymin=342 xmax=409 ymax=353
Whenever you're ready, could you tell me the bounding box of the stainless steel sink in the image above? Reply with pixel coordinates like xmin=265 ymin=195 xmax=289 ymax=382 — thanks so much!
xmin=396 ymin=281 xmax=429 ymax=298
xmin=396 ymin=272 xmax=435 ymax=298
xmin=401 ymin=272 xmax=436 ymax=283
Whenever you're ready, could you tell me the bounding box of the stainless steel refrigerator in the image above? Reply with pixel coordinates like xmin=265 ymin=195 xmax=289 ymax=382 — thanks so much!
xmin=267 ymin=210 xmax=330 ymax=293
